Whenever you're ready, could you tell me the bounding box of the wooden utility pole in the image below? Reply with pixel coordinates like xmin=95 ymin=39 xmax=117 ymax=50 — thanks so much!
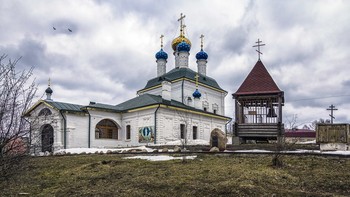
xmin=327 ymin=104 xmax=338 ymax=124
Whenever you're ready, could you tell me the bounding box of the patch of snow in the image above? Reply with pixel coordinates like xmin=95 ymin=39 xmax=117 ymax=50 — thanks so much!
xmin=233 ymin=149 xmax=272 ymax=153
xmin=124 ymin=155 xmax=197 ymax=161
xmin=160 ymin=139 xmax=209 ymax=146
xmin=226 ymin=137 xmax=232 ymax=145
xmin=296 ymin=140 xmax=316 ymax=144
xmin=319 ymin=150 xmax=350 ymax=155
xmin=54 ymin=146 xmax=154 ymax=154
xmin=230 ymin=149 xmax=350 ymax=155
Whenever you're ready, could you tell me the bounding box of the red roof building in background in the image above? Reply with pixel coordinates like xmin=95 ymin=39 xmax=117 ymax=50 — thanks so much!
xmin=284 ymin=129 xmax=316 ymax=138
xmin=232 ymin=42 xmax=285 ymax=144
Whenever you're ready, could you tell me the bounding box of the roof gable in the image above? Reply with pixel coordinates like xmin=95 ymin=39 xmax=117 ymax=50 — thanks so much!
xmin=46 ymin=100 xmax=84 ymax=112
xmin=24 ymin=100 xmax=84 ymax=116
xmin=139 ymin=67 xmax=225 ymax=92
xmin=234 ymin=60 xmax=282 ymax=95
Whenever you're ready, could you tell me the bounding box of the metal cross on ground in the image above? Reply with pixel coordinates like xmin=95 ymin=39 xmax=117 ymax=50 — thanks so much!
xmin=253 ymin=39 xmax=266 ymax=60
xmin=327 ymin=104 xmax=338 ymax=124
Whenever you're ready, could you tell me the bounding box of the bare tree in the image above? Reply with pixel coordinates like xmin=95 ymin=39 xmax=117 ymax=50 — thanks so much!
xmin=285 ymin=114 xmax=298 ymax=129
xmin=176 ymin=110 xmax=191 ymax=150
xmin=0 ymin=55 xmax=37 ymax=180
xmin=273 ymin=114 xmax=300 ymax=168
xmin=308 ymin=118 xmax=331 ymax=131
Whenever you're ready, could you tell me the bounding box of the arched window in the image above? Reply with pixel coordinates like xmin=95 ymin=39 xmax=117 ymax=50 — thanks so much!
xmin=126 ymin=125 xmax=131 ymax=140
xmin=39 ymin=108 xmax=52 ymax=116
xmin=95 ymin=119 xmax=119 ymax=139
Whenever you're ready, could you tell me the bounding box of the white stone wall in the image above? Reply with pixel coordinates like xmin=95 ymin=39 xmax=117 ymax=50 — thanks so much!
xmin=155 ymin=108 xmax=227 ymax=144
xmin=65 ymin=113 xmax=89 ymax=149
xmin=122 ymin=108 xmax=156 ymax=145
xmin=89 ymin=110 xmax=122 ymax=148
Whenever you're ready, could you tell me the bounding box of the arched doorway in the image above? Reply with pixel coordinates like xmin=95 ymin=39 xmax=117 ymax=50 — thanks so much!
xmin=95 ymin=119 xmax=119 ymax=139
xmin=41 ymin=124 xmax=54 ymax=152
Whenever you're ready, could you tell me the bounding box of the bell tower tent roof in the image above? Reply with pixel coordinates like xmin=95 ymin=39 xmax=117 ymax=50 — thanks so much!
xmin=234 ymin=60 xmax=282 ymax=96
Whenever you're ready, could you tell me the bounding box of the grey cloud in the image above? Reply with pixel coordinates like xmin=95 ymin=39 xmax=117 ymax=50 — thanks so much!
xmin=89 ymin=51 xmax=154 ymax=90
xmin=0 ymin=37 xmax=71 ymax=73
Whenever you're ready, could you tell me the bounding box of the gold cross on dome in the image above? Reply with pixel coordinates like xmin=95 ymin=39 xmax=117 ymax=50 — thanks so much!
xmin=178 ymin=13 xmax=186 ymax=36
xmin=195 ymin=73 xmax=199 ymax=87
xmin=160 ymin=35 xmax=164 ymax=48
xmin=252 ymin=38 xmax=266 ymax=60
xmin=200 ymin=34 xmax=204 ymax=49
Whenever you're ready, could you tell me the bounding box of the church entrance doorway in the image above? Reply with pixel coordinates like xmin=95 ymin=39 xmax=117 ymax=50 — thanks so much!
xmin=212 ymin=135 xmax=218 ymax=148
xmin=41 ymin=124 xmax=54 ymax=152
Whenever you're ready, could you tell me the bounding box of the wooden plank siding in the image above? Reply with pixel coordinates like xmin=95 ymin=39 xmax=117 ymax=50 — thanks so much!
xmin=237 ymin=123 xmax=284 ymax=138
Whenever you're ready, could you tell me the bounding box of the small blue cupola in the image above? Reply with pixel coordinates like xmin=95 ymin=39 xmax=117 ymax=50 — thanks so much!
xmin=156 ymin=35 xmax=168 ymax=77
xmin=192 ymin=89 xmax=201 ymax=99
xmin=196 ymin=49 xmax=208 ymax=60
xmin=45 ymin=86 xmax=53 ymax=94
xmin=155 ymin=48 xmax=168 ymax=60
xmin=45 ymin=78 xmax=53 ymax=100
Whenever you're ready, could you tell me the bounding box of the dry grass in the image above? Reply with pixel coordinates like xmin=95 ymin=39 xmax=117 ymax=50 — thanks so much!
xmin=1 ymin=154 xmax=349 ymax=196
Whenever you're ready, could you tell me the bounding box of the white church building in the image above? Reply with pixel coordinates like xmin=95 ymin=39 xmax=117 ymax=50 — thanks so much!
xmin=25 ymin=15 xmax=230 ymax=152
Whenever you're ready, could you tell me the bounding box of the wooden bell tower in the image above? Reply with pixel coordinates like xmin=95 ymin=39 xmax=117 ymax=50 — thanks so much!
xmin=232 ymin=40 xmax=284 ymax=144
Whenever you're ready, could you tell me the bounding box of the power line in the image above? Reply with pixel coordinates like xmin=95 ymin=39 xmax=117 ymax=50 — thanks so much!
xmin=287 ymin=94 xmax=350 ymax=102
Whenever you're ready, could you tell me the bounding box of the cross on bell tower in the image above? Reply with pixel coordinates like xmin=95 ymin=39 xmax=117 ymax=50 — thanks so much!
xmin=253 ymin=39 xmax=266 ymax=60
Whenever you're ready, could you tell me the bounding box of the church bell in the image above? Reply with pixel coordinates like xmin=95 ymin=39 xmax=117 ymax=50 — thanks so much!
xmin=267 ymin=108 xmax=277 ymax=117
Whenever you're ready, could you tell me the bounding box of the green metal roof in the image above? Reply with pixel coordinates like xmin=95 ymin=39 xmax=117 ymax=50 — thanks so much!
xmin=87 ymin=94 xmax=166 ymax=112
xmin=139 ymin=67 xmax=225 ymax=92
xmin=46 ymin=100 xmax=84 ymax=112
xmin=37 ymin=95 xmax=230 ymax=120
xmin=85 ymin=102 xmax=120 ymax=112
xmin=114 ymin=94 xmax=162 ymax=111
xmin=86 ymin=94 xmax=230 ymax=119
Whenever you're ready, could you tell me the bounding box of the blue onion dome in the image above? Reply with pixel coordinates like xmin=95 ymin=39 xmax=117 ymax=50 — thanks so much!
xmin=192 ymin=89 xmax=201 ymax=98
xmin=176 ymin=40 xmax=191 ymax=52
xmin=45 ymin=87 xmax=53 ymax=94
xmin=196 ymin=49 xmax=208 ymax=60
xmin=155 ymin=48 xmax=168 ymax=60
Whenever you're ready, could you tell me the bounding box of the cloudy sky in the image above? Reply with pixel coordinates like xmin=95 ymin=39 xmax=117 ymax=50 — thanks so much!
xmin=1 ymin=0 xmax=350 ymax=127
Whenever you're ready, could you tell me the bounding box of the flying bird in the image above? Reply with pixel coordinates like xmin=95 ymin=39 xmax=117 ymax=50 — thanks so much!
xmin=53 ymin=27 xmax=56 ymax=30
xmin=68 ymin=28 xmax=72 ymax=32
